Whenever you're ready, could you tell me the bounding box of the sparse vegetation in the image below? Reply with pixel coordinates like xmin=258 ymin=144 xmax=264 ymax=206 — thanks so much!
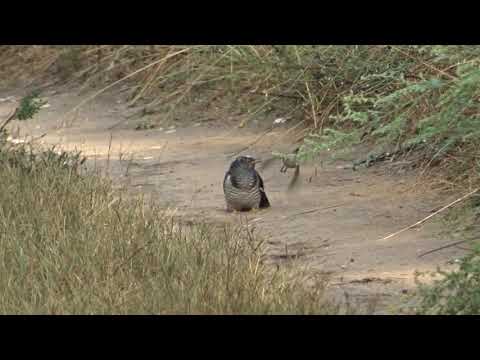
xmin=2 ymin=45 xmax=480 ymax=314
xmin=2 ymin=46 xmax=479 ymax=186
xmin=416 ymin=244 xmax=480 ymax=315
xmin=414 ymin=195 xmax=480 ymax=315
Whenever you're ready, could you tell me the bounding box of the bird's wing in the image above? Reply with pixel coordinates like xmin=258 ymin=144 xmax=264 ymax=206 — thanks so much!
xmin=287 ymin=165 xmax=300 ymax=191
xmin=257 ymin=156 xmax=278 ymax=171
xmin=257 ymin=171 xmax=265 ymax=191
xmin=257 ymin=172 xmax=271 ymax=208
xmin=223 ymin=170 xmax=232 ymax=187
xmin=224 ymin=169 xmax=242 ymax=189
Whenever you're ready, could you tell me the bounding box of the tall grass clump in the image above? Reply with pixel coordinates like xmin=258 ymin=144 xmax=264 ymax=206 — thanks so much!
xmin=0 ymin=140 xmax=333 ymax=314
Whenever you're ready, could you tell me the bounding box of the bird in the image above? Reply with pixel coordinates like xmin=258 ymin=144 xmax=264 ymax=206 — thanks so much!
xmin=273 ymin=147 xmax=301 ymax=191
xmin=281 ymin=147 xmax=301 ymax=191
xmin=223 ymin=155 xmax=270 ymax=212
xmin=258 ymin=146 xmax=300 ymax=173
xmin=280 ymin=147 xmax=300 ymax=174
xmin=257 ymin=146 xmax=301 ymax=192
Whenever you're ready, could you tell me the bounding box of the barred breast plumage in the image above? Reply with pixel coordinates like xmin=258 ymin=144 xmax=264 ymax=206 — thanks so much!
xmin=223 ymin=156 xmax=270 ymax=212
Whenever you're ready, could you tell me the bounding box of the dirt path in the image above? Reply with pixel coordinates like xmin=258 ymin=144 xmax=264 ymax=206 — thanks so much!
xmin=0 ymin=87 xmax=467 ymax=313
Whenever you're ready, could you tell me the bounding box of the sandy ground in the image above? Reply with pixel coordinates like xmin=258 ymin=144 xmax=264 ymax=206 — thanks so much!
xmin=0 ymin=87 xmax=467 ymax=314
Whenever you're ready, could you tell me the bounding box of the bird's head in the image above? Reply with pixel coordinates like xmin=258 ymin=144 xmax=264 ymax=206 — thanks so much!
xmin=232 ymin=155 xmax=260 ymax=170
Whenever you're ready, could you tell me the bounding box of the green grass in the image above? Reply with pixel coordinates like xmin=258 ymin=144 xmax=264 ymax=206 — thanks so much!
xmin=0 ymin=140 xmax=335 ymax=314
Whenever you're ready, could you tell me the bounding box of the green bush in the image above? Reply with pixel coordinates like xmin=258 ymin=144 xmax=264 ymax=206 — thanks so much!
xmin=416 ymin=244 xmax=480 ymax=315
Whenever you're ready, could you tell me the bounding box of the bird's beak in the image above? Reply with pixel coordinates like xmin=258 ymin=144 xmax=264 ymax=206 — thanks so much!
xmin=254 ymin=159 xmax=263 ymax=165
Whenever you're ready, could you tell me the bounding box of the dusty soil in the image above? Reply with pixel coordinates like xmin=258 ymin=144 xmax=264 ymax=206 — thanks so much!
xmin=0 ymin=86 xmax=467 ymax=314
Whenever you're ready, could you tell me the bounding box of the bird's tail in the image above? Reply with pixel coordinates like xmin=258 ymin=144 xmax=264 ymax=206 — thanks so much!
xmin=259 ymin=190 xmax=270 ymax=208
xmin=287 ymin=165 xmax=300 ymax=191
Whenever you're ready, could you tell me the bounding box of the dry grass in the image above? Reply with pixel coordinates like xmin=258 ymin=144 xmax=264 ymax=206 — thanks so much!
xmin=0 ymin=46 xmax=376 ymax=127
xmin=2 ymin=46 xmax=479 ymax=313
xmin=0 ymin=140 xmax=336 ymax=314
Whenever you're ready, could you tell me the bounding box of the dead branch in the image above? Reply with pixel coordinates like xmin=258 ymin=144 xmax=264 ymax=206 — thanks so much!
xmin=282 ymin=203 xmax=348 ymax=220
xmin=0 ymin=107 xmax=18 ymax=132
xmin=418 ymin=240 xmax=470 ymax=258
xmin=378 ymin=188 xmax=480 ymax=242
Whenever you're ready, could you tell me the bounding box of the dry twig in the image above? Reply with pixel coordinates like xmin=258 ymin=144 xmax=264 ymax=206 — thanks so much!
xmin=282 ymin=203 xmax=347 ymax=220
xmin=378 ymin=188 xmax=480 ymax=242
xmin=418 ymin=240 xmax=469 ymax=258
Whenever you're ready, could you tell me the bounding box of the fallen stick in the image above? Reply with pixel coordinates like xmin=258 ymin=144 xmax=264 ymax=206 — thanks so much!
xmin=418 ymin=240 xmax=469 ymax=258
xmin=247 ymin=203 xmax=347 ymax=224
xmin=0 ymin=107 xmax=18 ymax=132
xmin=378 ymin=188 xmax=479 ymax=242
xmin=282 ymin=203 xmax=348 ymax=220
xmin=30 ymin=132 xmax=47 ymax=142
